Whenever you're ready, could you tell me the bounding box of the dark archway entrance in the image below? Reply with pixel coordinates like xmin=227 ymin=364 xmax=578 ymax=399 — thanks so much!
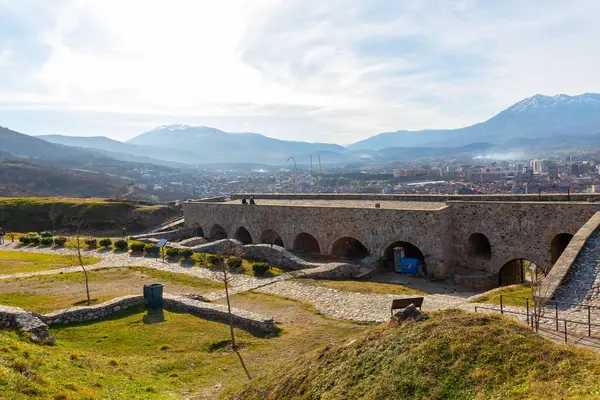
xmin=498 ymin=258 xmax=541 ymax=286
xmin=551 ymin=233 xmax=574 ymax=264
xmin=192 ymin=224 xmax=204 ymax=238
xmin=234 ymin=227 xmax=253 ymax=245
xmin=330 ymin=237 xmax=370 ymax=260
xmin=260 ymin=229 xmax=284 ymax=247
xmin=383 ymin=241 xmax=425 ymax=272
xmin=209 ymin=224 xmax=227 ymax=240
xmin=468 ymin=233 xmax=491 ymax=260
xmin=293 ymin=232 xmax=320 ymax=254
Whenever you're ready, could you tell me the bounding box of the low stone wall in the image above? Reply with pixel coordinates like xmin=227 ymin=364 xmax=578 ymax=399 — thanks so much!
xmin=192 ymin=239 xmax=244 ymax=255
xmin=293 ymin=263 xmax=355 ymax=279
xmin=163 ymin=294 xmax=278 ymax=335
xmin=454 ymin=272 xmax=498 ymax=291
xmin=243 ymin=244 xmax=323 ymax=270
xmin=41 ymin=296 xmax=145 ymax=325
xmin=0 ymin=305 xmax=49 ymax=340
xmin=543 ymin=212 xmax=600 ymax=300
xmin=131 ymin=227 xmax=195 ymax=242
xmin=9 ymin=292 xmax=279 ymax=336
xmin=180 ymin=237 xmax=208 ymax=247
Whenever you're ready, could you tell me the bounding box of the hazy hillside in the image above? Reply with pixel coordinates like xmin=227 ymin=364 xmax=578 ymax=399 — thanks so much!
xmin=127 ymin=125 xmax=350 ymax=165
xmin=348 ymin=93 xmax=600 ymax=150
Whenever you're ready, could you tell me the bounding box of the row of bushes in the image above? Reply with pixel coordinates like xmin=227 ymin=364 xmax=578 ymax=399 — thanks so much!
xmin=203 ymin=255 xmax=271 ymax=276
xmin=19 ymin=233 xmax=66 ymax=246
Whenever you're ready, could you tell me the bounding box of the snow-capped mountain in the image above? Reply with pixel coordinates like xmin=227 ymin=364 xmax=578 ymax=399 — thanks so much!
xmin=348 ymin=93 xmax=600 ymax=150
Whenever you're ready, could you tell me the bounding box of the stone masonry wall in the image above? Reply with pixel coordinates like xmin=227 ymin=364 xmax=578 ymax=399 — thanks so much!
xmin=183 ymin=202 xmax=452 ymax=279
xmin=41 ymin=296 xmax=145 ymax=325
xmin=184 ymin=197 xmax=600 ymax=285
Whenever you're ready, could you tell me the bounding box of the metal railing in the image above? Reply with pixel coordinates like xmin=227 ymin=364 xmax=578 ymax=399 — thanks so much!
xmin=474 ymin=294 xmax=600 ymax=343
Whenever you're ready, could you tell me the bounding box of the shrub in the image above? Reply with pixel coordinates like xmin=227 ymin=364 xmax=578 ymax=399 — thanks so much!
xmin=84 ymin=238 xmax=97 ymax=248
xmin=40 ymin=237 xmax=53 ymax=246
xmin=179 ymin=248 xmax=194 ymax=259
xmin=19 ymin=236 xmax=31 ymax=245
xmin=144 ymin=244 xmax=159 ymax=255
xmin=29 ymin=235 xmax=40 ymax=245
xmin=130 ymin=242 xmax=145 ymax=253
xmin=252 ymin=262 xmax=271 ymax=277
xmin=40 ymin=231 xmax=53 ymax=238
xmin=54 ymin=236 xmax=67 ymax=246
xmin=166 ymin=248 xmax=180 ymax=258
xmin=208 ymin=254 xmax=223 ymax=267
xmin=226 ymin=257 xmax=243 ymax=270
xmin=114 ymin=239 xmax=128 ymax=251
xmin=99 ymin=238 xmax=112 ymax=247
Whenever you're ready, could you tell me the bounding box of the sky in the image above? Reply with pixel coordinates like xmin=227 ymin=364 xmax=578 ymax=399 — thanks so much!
xmin=1 ymin=0 xmax=599 ymax=144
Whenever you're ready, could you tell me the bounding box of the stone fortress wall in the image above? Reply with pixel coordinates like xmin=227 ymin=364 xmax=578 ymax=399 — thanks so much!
xmin=183 ymin=194 xmax=600 ymax=289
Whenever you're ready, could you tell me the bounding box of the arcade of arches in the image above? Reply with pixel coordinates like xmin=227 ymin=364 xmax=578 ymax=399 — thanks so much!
xmin=209 ymin=224 xmax=227 ymax=240
xmin=234 ymin=227 xmax=253 ymax=245
xmin=330 ymin=237 xmax=370 ymax=259
xmin=260 ymin=229 xmax=284 ymax=247
xmin=293 ymin=233 xmax=320 ymax=254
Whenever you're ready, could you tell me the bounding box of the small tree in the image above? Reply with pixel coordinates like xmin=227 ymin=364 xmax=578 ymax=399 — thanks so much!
xmin=211 ymin=244 xmax=252 ymax=380
xmin=47 ymin=202 xmax=64 ymax=233
xmin=65 ymin=208 xmax=93 ymax=306
xmin=529 ymin=262 xmax=549 ymax=332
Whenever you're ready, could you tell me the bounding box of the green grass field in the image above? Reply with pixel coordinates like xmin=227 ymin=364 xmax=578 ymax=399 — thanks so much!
xmin=0 ymin=292 xmax=364 ymax=399
xmin=0 ymin=266 xmax=224 ymax=313
xmin=0 ymin=250 xmax=101 ymax=274
xmin=471 ymin=284 xmax=534 ymax=307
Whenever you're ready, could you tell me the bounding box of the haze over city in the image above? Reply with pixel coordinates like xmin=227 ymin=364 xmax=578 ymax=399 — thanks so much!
xmin=1 ymin=0 xmax=600 ymax=143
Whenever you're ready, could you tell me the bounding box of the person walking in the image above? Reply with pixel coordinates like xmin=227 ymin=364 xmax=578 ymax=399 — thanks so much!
xmin=0 ymin=226 xmax=5 ymax=245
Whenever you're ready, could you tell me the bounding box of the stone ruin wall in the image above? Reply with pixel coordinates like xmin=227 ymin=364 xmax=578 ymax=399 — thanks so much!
xmin=184 ymin=197 xmax=600 ymax=285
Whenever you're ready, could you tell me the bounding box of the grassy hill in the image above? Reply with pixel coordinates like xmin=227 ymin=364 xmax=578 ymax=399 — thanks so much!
xmin=229 ymin=310 xmax=600 ymax=400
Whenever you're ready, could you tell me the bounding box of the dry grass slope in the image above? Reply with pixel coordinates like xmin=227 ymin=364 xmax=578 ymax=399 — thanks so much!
xmin=229 ymin=309 xmax=600 ymax=400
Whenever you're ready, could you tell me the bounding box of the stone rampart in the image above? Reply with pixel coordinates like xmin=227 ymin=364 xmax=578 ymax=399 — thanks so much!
xmin=192 ymin=239 xmax=244 ymax=255
xmin=131 ymin=227 xmax=195 ymax=242
xmin=542 ymin=212 xmax=600 ymax=300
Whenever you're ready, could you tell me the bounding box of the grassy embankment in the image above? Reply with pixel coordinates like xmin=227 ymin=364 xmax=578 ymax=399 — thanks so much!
xmin=231 ymin=309 xmax=600 ymax=400
xmin=0 ymin=266 xmax=224 ymax=313
xmin=0 ymin=292 xmax=363 ymax=399
xmin=471 ymin=284 xmax=534 ymax=307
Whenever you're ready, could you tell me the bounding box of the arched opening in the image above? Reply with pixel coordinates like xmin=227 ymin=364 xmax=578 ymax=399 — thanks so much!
xmin=498 ymin=258 xmax=541 ymax=286
xmin=468 ymin=233 xmax=491 ymax=260
xmin=192 ymin=224 xmax=204 ymax=238
xmin=293 ymin=232 xmax=320 ymax=254
xmin=330 ymin=237 xmax=370 ymax=260
xmin=383 ymin=241 xmax=426 ymax=273
xmin=234 ymin=226 xmax=253 ymax=245
xmin=260 ymin=229 xmax=284 ymax=247
xmin=209 ymin=224 xmax=227 ymax=240
xmin=551 ymin=233 xmax=574 ymax=264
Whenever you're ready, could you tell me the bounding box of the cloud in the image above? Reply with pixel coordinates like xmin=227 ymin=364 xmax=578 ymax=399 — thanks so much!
xmin=0 ymin=0 xmax=600 ymax=143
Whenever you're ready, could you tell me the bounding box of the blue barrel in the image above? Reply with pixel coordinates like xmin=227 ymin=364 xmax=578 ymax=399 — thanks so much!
xmin=144 ymin=283 xmax=164 ymax=309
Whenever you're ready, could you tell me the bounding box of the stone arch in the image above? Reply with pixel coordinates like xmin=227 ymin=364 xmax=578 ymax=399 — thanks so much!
xmin=551 ymin=233 xmax=574 ymax=265
xmin=191 ymin=223 xmax=204 ymax=238
xmin=468 ymin=233 xmax=491 ymax=260
xmin=234 ymin=226 xmax=253 ymax=245
xmin=498 ymin=258 xmax=538 ymax=286
xmin=260 ymin=229 xmax=284 ymax=247
xmin=330 ymin=237 xmax=370 ymax=260
xmin=382 ymin=241 xmax=426 ymax=272
xmin=293 ymin=232 xmax=321 ymax=254
xmin=209 ymin=224 xmax=227 ymax=240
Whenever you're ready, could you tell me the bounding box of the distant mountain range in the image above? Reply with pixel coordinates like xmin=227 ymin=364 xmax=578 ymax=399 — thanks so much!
xmin=348 ymin=93 xmax=600 ymax=150
xmin=5 ymin=92 xmax=600 ymax=168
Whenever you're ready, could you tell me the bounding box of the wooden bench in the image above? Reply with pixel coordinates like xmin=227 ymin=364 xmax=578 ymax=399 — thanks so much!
xmin=391 ymin=297 xmax=424 ymax=317
xmin=352 ymin=267 xmax=373 ymax=279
